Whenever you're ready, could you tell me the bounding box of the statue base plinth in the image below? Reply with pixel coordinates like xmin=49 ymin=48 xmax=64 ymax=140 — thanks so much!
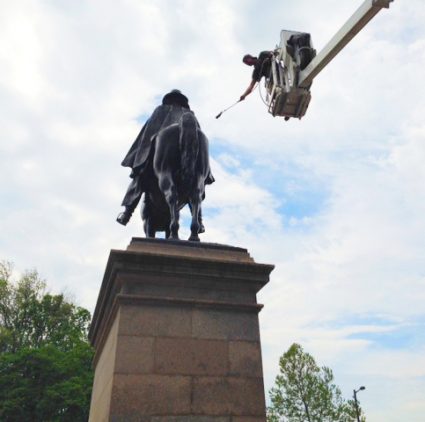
xmin=88 ymin=238 xmax=274 ymax=422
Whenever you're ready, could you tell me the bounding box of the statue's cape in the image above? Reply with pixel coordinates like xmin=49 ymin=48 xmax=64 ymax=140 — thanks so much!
xmin=121 ymin=104 xmax=214 ymax=184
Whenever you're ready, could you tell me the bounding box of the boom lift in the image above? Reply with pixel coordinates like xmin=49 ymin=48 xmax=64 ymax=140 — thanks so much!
xmin=266 ymin=0 xmax=395 ymax=119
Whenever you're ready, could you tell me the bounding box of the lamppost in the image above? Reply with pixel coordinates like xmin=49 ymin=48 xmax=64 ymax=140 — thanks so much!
xmin=353 ymin=386 xmax=366 ymax=422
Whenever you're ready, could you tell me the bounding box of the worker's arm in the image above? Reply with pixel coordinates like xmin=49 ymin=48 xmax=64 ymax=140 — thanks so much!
xmin=240 ymin=79 xmax=256 ymax=101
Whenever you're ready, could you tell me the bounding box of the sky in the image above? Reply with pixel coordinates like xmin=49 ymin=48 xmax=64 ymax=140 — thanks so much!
xmin=1 ymin=0 xmax=424 ymax=420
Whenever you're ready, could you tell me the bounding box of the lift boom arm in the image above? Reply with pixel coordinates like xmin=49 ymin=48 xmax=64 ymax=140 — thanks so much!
xmin=298 ymin=0 xmax=394 ymax=88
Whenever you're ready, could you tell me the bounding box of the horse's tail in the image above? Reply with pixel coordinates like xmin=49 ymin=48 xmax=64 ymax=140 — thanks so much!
xmin=179 ymin=112 xmax=199 ymax=189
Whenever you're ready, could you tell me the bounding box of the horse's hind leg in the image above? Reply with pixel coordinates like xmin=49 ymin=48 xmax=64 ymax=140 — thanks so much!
xmin=142 ymin=194 xmax=156 ymax=238
xmin=158 ymin=173 xmax=179 ymax=239
xmin=188 ymin=188 xmax=203 ymax=242
xmin=144 ymin=218 xmax=156 ymax=238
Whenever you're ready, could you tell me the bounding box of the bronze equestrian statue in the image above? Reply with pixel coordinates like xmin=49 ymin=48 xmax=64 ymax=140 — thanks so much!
xmin=116 ymin=90 xmax=214 ymax=241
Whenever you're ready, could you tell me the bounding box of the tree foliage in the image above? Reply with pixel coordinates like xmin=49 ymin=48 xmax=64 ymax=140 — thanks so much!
xmin=0 ymin=261 xmax=91 ymax=353
xmin=268 ymin=343 xmax=366 ymax=422
xmin=0 ymin=261 xmax=94 ymax=421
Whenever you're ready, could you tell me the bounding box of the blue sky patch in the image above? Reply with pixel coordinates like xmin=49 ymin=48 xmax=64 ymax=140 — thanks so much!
xmin=136 ymin=113 xmax=151 ymax=125
xmin=313 ymin=314 xmax=425 ymax=351
xmin=210 ymin=138 xmax=329 ymax=223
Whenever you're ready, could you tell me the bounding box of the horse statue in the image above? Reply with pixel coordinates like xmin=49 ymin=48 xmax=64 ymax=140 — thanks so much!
xmin=142 ymin=112 xmax=212 ymax=241
xmin=116 ymin=90 xmax=214 ymax=241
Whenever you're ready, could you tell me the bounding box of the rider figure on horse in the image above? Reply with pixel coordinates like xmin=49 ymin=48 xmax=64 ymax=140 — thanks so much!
xmin=116 ymin=90 xmax=214 ymax=228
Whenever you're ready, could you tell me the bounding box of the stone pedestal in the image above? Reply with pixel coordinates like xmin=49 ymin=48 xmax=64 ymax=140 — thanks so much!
xmin=88 ymin=238 xmax=274 ymax=422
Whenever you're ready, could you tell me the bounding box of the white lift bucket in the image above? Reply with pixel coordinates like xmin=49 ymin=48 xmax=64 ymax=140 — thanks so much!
xmin=266 ymin=30 xmax=315 ymax=119
xmin=265 ymin=0 xmax=395 ymax=120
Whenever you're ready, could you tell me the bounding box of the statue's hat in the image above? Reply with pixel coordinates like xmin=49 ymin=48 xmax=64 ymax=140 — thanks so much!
xmin=162 ymin=89 xmax=189 ymax=108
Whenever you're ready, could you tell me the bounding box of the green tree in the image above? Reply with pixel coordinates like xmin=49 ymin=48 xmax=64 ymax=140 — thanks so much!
xmin=0 ymin=261 xmax=91 ymax=353
xmin=0 ymin=261 xmax=94 ymax=421
xmin=268 ymin=343 xmax=366 ymax=422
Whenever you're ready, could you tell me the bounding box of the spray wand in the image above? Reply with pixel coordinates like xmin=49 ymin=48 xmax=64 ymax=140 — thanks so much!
xmin=215 ymin=99 xmax=241 ymax=119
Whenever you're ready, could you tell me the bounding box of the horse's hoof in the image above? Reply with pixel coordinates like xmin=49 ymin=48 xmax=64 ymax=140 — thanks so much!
xmin=188 ymin=234 xmax=200 ymax=242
